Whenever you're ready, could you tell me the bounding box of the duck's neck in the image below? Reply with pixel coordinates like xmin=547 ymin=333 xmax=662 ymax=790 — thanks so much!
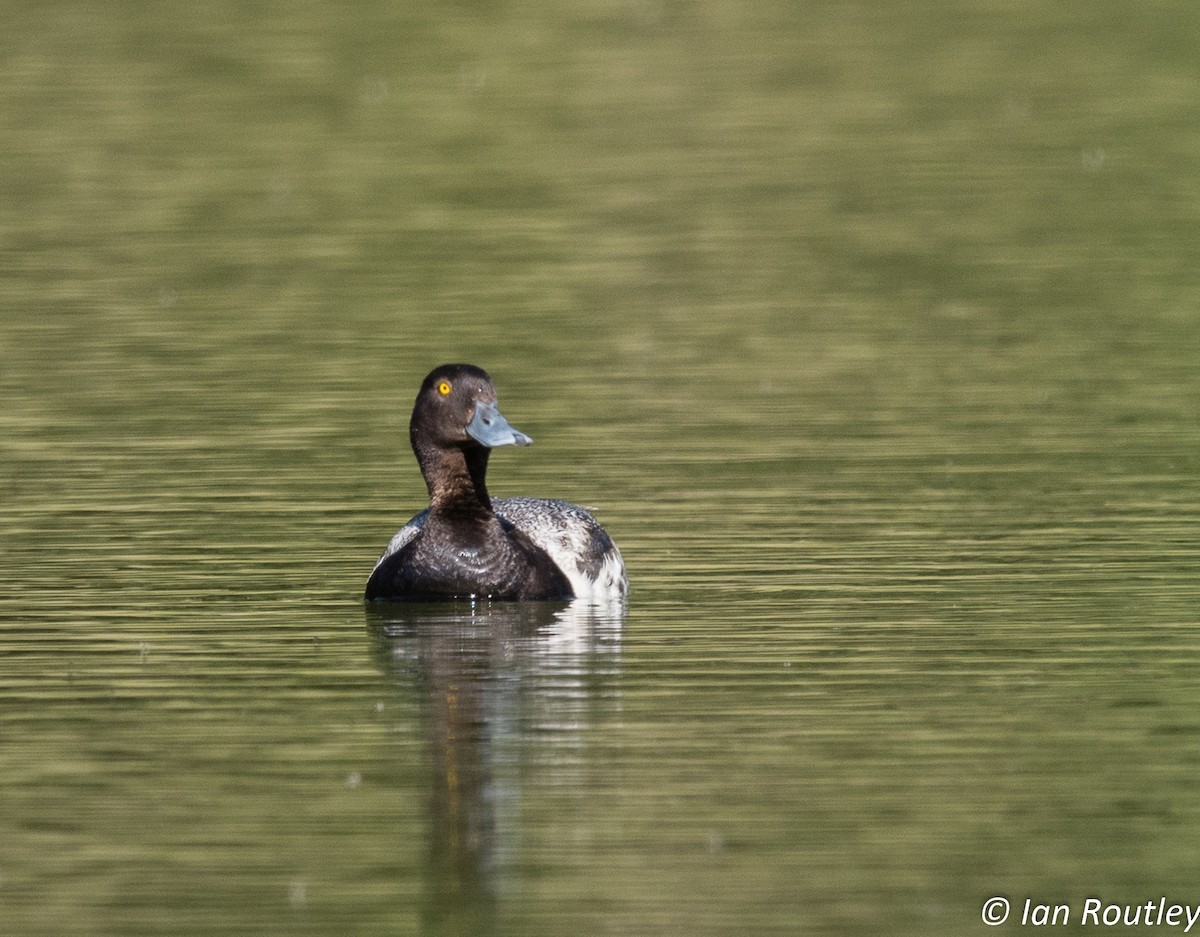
xmin=414 ymin=442 xmax=493 ymax=516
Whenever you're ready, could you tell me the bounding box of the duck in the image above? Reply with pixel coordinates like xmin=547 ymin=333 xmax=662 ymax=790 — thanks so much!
xmin=365 ymin=364 xmax=627 ymax=603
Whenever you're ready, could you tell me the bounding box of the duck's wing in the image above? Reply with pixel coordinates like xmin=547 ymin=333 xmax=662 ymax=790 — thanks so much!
xmin=373 ymin=509 xmax=429 ymax=568
xmin=364 ymin=510 xmax=429 ymax=599
xmin=493 ymin=497 xmax=627 ymax=603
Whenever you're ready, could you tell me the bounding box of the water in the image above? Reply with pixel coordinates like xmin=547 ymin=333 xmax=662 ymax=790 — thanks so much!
xmin=3 ymin=1 xmax=1200 ymax=934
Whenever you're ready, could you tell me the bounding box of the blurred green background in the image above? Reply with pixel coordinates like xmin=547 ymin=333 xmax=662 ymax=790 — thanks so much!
xmin=3 ymin=2 xmax=1199 ymax=935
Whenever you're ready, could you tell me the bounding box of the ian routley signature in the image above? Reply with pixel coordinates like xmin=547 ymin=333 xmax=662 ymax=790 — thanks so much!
xmin=981 ymin=896 xmax=1200 ymax=930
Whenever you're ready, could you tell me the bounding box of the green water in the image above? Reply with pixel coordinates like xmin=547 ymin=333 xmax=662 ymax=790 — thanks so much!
xmin=3 ymin=1 xmax=1200 ymax=934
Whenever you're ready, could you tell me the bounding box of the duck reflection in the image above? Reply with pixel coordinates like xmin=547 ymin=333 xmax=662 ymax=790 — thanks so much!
xmin=367 ymin=599 xmax=624 ymax=937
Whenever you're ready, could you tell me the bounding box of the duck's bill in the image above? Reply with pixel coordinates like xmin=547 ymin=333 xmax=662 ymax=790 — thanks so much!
xmin=467 ymin=400 xmax=533 ymax=447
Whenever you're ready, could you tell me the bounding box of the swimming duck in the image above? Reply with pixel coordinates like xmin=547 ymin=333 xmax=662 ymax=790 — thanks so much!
xmin=365 ymin=364 xmax=627 ymax=602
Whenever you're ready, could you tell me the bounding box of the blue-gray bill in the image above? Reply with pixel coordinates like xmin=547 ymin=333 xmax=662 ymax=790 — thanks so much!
xmin=467 ymin=400 xmax=532 ymax=448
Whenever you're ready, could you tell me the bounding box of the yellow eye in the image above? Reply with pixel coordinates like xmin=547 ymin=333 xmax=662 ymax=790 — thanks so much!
xmin=437 ymin=380 xmax=452 ymax=396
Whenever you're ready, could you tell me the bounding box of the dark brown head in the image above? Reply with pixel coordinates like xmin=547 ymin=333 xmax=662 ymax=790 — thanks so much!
xmin=409 ymin=363 xmax=531 ymax=451
xmin=408 ymin=364 xmax=531 ymax=505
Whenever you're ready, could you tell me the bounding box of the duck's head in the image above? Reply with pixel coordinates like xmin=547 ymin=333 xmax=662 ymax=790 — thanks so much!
xmin=409 ymin=363 xmax=532 ymax=454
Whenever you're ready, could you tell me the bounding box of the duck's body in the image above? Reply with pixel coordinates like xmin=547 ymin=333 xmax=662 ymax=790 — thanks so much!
xmin=365 ymin=364 xmax=627 ymax=603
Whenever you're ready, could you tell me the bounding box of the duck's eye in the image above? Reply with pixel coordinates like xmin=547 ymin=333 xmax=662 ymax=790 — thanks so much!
xmin=437 ymin=380 xmax=452 ymax=396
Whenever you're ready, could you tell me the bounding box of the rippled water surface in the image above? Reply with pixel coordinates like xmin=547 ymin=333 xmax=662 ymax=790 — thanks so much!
xmin=3 ymin=2 xmax=1200 ymax=935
